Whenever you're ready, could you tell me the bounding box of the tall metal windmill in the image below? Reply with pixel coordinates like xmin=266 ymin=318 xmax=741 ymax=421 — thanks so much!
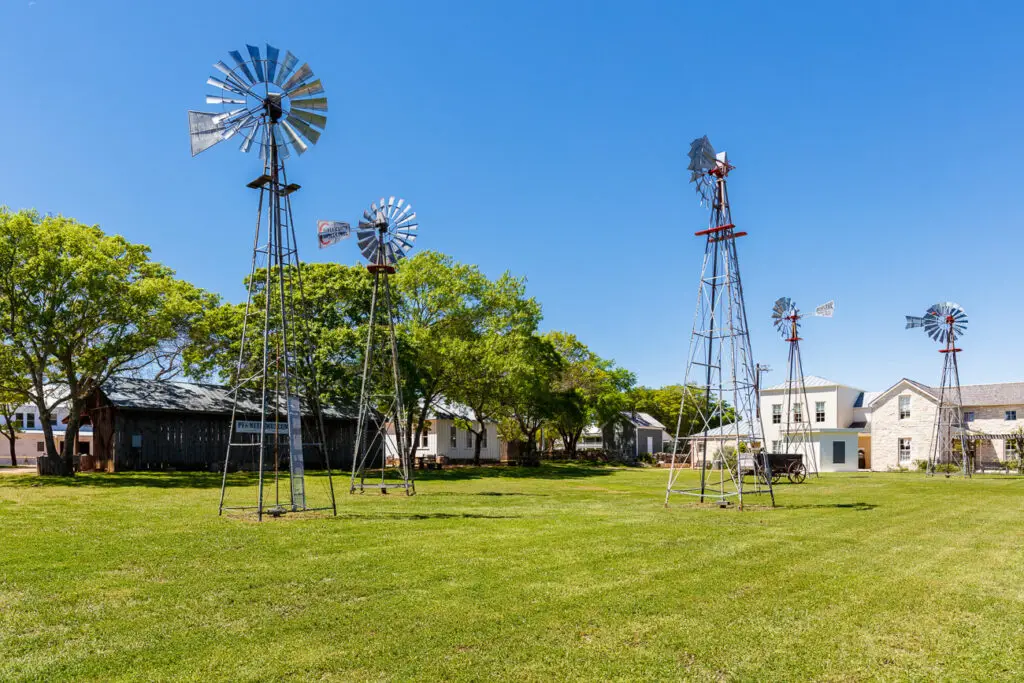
xmin=906 ymin=302 xmax=970 ymax=476
xmin=770 ymin=297 xmax=834 ymax=478
xmin=666 ymin=136 xmax=774 ymax=508
xmin=189 ymin=44 xmax=336 ymax=519
xmin=350 ymin=197 xmax=419 ymax=495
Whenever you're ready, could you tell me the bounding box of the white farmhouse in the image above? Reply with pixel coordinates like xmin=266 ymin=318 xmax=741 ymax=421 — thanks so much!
xmin=759 ymin=375 xmax=864 ymax=473
xmin=0 ymin=397 xmax=93 ymax=466
xmin=385 ymin=401 xmax=501 ymax=465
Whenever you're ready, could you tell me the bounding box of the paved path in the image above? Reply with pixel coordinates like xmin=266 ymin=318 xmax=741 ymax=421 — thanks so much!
xmin=0 ymin=466 xmax=35 ymax=476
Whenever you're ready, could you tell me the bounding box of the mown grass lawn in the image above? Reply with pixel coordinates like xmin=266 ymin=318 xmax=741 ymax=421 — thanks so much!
xmin=1 ymin=465 xmax=1022 ymax=681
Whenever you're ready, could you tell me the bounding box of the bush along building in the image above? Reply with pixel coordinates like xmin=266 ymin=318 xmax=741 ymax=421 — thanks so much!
xmin=82 ymin=377 xmax=358 ymax=473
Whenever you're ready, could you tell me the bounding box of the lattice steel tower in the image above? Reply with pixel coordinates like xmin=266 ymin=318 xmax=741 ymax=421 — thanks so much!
xmin=190 ymin=44 xmax=337 ymax=519
xmin=666 ymin=137 xmax=774 ymax=508
xmin=770 ymin=298 xmax=834 ymax=479
xmin=350 ymin=198 xmax=419 ymax=495
xmin=906 ymin=302 xmax=970 ymax=477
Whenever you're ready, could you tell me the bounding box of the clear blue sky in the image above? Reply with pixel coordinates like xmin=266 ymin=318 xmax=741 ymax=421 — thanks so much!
xmin=3 ymin=0 xmax=1022 ymax=392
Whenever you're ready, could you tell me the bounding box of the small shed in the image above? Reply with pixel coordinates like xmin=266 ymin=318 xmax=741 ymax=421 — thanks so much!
xmin=84 ymin=377 xmax=358 ymax=473
xmin=602 ymin=411 xmax=667 ymax=461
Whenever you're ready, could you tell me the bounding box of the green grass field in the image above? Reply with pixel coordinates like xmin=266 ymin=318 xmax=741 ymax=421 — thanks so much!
xmin=1 ymin=465 xmax=1022 ymax=681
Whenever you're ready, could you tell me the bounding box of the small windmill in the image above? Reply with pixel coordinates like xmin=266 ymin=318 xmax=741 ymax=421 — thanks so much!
xmin=190 ymin=44 xmax=336 ymax=520
xmin=906 ymin=302 xmax=970 ymax=476
xmin=350 ymin=197 xmax=419 ymax=495
xmin=770 ymin=298 xmax=834 ymax=478
xmin=666 ymin=136 xmax=774 ymax=508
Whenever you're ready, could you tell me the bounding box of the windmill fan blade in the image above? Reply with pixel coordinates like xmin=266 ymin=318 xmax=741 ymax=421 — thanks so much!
xmin=239 ymin=125 xmax=259 ymax=153
xmin=289 ymin=108 xmax=327 ymax=129
xmin=246 ymin=45 xmax=265 ymax=82
xmin=228 ymin=50 xmax=256 ymax=84
xmin=291 ymin=97 xmax=328 ymax=112
xmin=274 ymin=51 xmax=297 ymax=86
xmin=206 ymin=95 xmax=247 ymax=105
xmin=207 ymin=76 xmax=248 ymax=96
xmin=279 ymin=119 xmax=308 ymax=155
xmin=188 ymin=111 xmax=226 ymax=156
xmin=905 ymin=315 xmax=927 ymax=329
xmin=285 ymin=114 xmax=321 ymax=145
xmin=265 ymin=44 xmax=280 ymax=83
xmin=287 ymin=79 xmax=324 ymax=98
xmin=282 ymin=63 xmax=313 ymax=91
xmin=688 ymin=135 xmax=717 ymax=182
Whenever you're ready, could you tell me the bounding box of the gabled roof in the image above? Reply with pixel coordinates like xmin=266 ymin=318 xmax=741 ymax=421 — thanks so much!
xmin=99 ymin=377 xmax=356 ymax=420
xmin=422 ymin=398 xmax=498 ymax=423
xmin=958 ymin=382 xmax=1024 ymax=407
xmin=621 ymin=411 xmax=666 ymax=430
xmin=687 ymin=419 xmax=763 ymax=440
xmin=762 ymin=375 xmax=858 ymax=392
xmin=868 ymin=378 xmax=938 ymax=407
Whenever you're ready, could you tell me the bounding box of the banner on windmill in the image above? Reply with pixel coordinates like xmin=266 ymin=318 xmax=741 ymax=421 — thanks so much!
xmin=317 ymin=220 xmax=351 ymax=248
xmin=814 ymin=301 xmax=835 ymax=318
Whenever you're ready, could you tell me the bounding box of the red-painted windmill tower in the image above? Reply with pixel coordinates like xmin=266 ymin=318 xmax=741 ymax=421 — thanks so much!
xmin=770 ymin=298 xmax=834 ymax=479
xmin=906 ymin=302 xmax=970 ymax=476
xmin=666 ymin=136 xmax=774 ymax=508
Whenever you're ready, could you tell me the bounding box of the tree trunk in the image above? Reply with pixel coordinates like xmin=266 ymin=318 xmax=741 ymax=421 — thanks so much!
xmin=473 ymin=428 xmax=482 ymax=466
xmin=6 ymin=433 xmax=15 ymax=467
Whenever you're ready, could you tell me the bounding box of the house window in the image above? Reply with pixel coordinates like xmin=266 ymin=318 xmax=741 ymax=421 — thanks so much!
xmin=36 ymin=441 xmax=44 ymax=452
xmin=771 ymin=440 xmax=780 ymax=452
xmin=1005 ymin=440 xmax=1019 ymax=459
xmin=793 ymin=403 xmax=803 ymax=423
xmin=450 ymin=425 xmax=457 ymax=448
xmin=963 ymin=411 xmax=975 ymax=423
xmin=815 ymin=401 xmax=826 ymax=423
xmin=899 ymin=396 xmax=911 ymax=420
xmin=466 ymin=430 xmax=473 ymax=448
xmin=15 ymin=413 xmax=23 ymax=428
xmin=898 ymin=438 xmax=911 ymax=463
xmin=25 ymin=413 xmax=36 ymax=429
xmin=771 ymin=404 xmax=781 ymax=424
xmin=131 ymin=434 xmax=142 ymax=449
xmin=1006 ymin=410 xmax=1017 ymax=421
xmin=482 ymin=429 xmax=488 ymax=448
xmin=420 ymin=432 xmax=429 ymax=448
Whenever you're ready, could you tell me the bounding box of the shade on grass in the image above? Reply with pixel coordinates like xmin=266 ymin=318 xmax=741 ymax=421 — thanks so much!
xmin=1 ymin=465 xmax=1022 ymax=681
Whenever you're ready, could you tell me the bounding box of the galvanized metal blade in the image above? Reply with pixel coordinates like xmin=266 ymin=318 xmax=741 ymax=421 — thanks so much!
xmin=291 ymin=97 xmax=328 ymax=112
xmin=265 ymin=44 xmax=280 ymax=83
xmin=282 ymin=63 xmax=313 ymax=92
xmin=288 ymin=107 xmax=327 ymax=129
xmin=206 ymin=95 xmax=247 ymax=105
xmin=275 ymin=51 xmax=298 ymax=86
xmin=246 ymin=45 xmax=265 ymax=82
xmin=279 ymin=119 xmax=308 ymax=155
xmin=287 ymin=78 xmax=324 ymax=99
xmin=187 ymin=111 xmax=225 ymax=157
xmin=285 ymin=114 xmax=321 ymax=145
xmin=229 ymin=50 xmax=256 ymax=84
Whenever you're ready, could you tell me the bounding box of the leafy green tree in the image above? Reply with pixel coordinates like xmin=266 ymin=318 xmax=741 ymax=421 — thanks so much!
xmin=491 ymin=333 xmax=562 ymax=465
xmin=544 ymin=331 xmax=634 ymax=458
xmin=0 ymin=209 xmax=215 ymax=474
xmin=447 ymin=273 xmax=543 ymax=465
xmin=628 ymin=384 xmax=734 ymax=443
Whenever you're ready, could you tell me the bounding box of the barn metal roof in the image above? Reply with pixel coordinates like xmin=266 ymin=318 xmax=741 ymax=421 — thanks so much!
xmin=763 ymin=375 xmax=853 ymax=391
xmin=100 ymin=377 xmax=356 ymax=420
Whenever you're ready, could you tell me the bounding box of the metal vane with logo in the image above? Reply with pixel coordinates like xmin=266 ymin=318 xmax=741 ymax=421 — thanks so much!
xmin=317 ymin=220 xmax=351 ymax=248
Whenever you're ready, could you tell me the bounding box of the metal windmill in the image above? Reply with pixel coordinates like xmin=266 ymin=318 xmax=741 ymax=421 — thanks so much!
xmin=666 ymin=136 xmax=774 ymax=508
xmin=771 ymin=297 xmax=834 ymax=478
xmin=906 ymin=302 xmax=970 ymax=476
xmin=190 ymin=44 xmax=336 ymax=519
xmin=350 ymin=197 xmax=419 ymax=495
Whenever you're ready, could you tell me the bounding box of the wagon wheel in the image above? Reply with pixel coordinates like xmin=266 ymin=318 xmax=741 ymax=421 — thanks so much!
xmin=771 ymin=466 xmax=784 ymax=484
xmin=787 ymin=461 xmax=807 ymax=484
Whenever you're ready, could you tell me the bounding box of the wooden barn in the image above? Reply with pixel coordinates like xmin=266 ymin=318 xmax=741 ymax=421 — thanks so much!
xmin=82 ymin=377 xmax=359 ymax=473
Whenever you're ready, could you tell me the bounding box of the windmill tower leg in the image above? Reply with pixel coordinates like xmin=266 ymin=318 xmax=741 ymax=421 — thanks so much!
xmin=667 ymin=141 xmax=774 ymax=509
xmin=928 ymin=329 xmax=968 ymax=478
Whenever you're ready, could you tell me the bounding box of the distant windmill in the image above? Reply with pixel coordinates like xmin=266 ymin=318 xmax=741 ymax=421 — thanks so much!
xmin=770 ymin=297 xmax=834 ymax=479
xmin=349 ymin=197 xmax=419 ymax=495
xmin=906 ymin=302 xmax=969 ymax=476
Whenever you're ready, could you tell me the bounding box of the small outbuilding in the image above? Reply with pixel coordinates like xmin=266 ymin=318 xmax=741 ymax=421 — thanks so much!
xmin=83 ymin=377 xmax=358 ymax=473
